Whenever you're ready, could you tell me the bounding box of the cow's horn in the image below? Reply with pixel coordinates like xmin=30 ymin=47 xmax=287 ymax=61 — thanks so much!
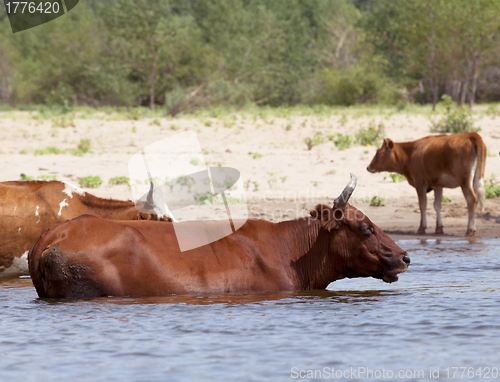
xmin=333 ymin=173 xmax=357 ymax=210
xmin=146 ymin=181 xmax=155 ymax=206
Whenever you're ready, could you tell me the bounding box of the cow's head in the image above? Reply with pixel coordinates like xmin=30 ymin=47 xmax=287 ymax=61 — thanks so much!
xmin=366 ymin=138 xmax=397 ymax=173
xmin=310 ymin=174 xmax=410 ymax=283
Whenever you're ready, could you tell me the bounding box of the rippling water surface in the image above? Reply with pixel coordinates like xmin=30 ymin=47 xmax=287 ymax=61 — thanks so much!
xmin=1 ymin=239 xmax=499 ymax=381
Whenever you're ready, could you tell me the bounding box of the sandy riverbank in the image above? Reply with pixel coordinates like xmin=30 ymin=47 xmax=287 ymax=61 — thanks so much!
xmin=1 ymin=108 xmax=499 ymax=239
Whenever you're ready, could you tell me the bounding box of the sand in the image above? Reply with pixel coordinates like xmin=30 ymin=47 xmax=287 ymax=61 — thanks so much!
xmin=1 ymin=109 xmax=499 ymax=240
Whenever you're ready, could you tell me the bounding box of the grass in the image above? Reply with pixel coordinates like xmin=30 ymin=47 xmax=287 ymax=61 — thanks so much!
xmin=248 ymin=151 xmax=262 ymax=159
xmin=333 ymin=134 xmax=353 ymax=150
xmin=20 ymin=173 xmax=33 ymax=180
xmin=370 ymin=196 xmax=386 ymax=206
xmin=109 ymin=176 xmax=130 ymax=187
xmin=70 ymin=138 xmax=92 ymax=156
xmin=78 ymin=176 xmax=103 ymax=188
xmin=190 ymin=158 xmax=201 ymax=166
xmin=442 ymin=196 xmax=452 ymax=203
xmin=390 ymin=173 xmax=406 ymax=183
xmin=430 ymin=95 xmax=479 ymax=134
xmin=52 ymin=115 xmax=75 ymax=128
xmin=485 ymin=184 xmax=500 ymax=199
xmin=5 ymin=102 xmax=499 ymax=124
xmin=304 ymin=134 xmax=324 ymax=150
xmin=128 ymin=108 xmax=143 ymax=120
xmin=34 ymin=146 xmax=66 ymax=155
xmin=356 ymin=120 xmax=385 ymax=146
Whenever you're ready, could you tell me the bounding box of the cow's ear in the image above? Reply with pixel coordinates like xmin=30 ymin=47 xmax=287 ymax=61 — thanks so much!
xmin=310 ymin=204 xmax=340 ymax=231
xmin=386 ymin=138 xmax=394 ymax=150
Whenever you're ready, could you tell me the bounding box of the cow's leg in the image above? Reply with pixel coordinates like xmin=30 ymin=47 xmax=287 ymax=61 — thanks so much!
xmin=433 ymin=187 xmax=444 ymax=234
xmin=461 ymin=182 xmax=477 ymax=237
xmin=416 ymin=188 xmax=428 ymax=234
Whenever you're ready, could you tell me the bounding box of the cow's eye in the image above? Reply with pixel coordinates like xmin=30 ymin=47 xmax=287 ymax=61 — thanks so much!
xmin=359 ymin=224 xmax=373 ymax=235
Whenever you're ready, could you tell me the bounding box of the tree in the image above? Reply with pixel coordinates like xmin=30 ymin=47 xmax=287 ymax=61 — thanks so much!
xmin=102 ymin=0 xmax=175 ymax=110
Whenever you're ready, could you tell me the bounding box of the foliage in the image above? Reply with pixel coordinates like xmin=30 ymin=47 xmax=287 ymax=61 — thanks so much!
xmin=390 ymin=173 xmax=406 ymax=183
xmin=248 ymin=151 xmax=262 ymax=159
xmin=38 ymin=175 xmax=57 ymax=181
xmin=304 ymin=134 xmax=324 ymax=150
xmin=431 ymin=95 xmax=479 ymax=133
xmin=1 ymin=0 xmax=500 ymax=110
xmin=356 ymin=121 xmax=385 ymax=146
xmin=52 ymin=116 xmax=75 ymax=128
xmin=19 ymin=173 xmax=33 ymax=180
xmin=333 ymin=134 xmax=353 ymax=150
xmin=485 ymin=184 xmax=500 ymax=199
xmin=78 ymin=176 xmax=103 ymax=188
xmin=442 ymin=196 xmax=452 ymax=203
xmin=109 ymin=176 xmax=130 ymax=187
xmin=370 ymin=196 xmax=386 ymax=206
xmin=485 ymin=175 xmax=500 ymax=199
xmin=34 ymin=146 xmax=66 ymax=155
xmin=77 ymin=139 xmax=92 ymax=153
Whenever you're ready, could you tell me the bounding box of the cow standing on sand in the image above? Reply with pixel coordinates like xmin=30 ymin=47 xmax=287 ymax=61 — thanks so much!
xmin=367 ymin=132 xmax=486 ymax=237
xmin=0 ymin=180 xmax=166 ymax=279
xmin=29 ymin=175 xmax=410 ymax=298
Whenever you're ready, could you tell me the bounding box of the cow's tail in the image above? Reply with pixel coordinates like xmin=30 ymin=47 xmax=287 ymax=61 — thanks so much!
xmin=472 ymin=134 xmax=486 ymax=215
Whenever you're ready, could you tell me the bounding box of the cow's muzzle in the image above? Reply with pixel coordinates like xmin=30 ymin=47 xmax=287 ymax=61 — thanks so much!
xmin=402 ymin=253 xmax=411 ymax=266
xmin=366 ymin=166 xmax=376 ymax=173
xmin=382 ymin=252 xmax=410 ymax=283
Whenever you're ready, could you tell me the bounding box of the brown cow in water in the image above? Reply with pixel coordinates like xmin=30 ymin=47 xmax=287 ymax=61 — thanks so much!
xmin=28 ymin=175 xmax=410 ymax=298
xmin=0 ymin=180 xmax=166 ymax=279
xmin=367 ymin=132 xmax=486 ymax=237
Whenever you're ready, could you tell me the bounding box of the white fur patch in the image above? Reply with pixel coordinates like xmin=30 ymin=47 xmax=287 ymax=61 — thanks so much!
xmin=62 ymin=181 xmax=85 ymax=198
xmin=35 ymin=206 xmax=40 ymax=223
xmin=0 ymin=251 xmax=29 ymax=278
xmin=58 ymin=199 xmax=68 ymax=216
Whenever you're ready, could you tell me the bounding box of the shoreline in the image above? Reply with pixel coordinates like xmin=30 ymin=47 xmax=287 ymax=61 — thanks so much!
xmin=0 ymin=109 xmax=499 ymax=242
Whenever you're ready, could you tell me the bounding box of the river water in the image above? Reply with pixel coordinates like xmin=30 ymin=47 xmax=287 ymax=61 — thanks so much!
xmin=1 ymin=239 xmax=499 ymax=382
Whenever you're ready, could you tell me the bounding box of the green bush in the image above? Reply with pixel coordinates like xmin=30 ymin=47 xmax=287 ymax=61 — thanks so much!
xmin=431 ymin=95 xmax=479 ymax=133
xmin=78 ymin=176 xmax=103 ymax=188
xmin=390 ymin=173 xmax=406 ymax=183
xmin=34 ymin=146 xmax=66 ymax=155
xmin=77 ymin=138 xmax=92 ymax=153
xmin=47 ymin=83 xmax=74 ymax=114
xmin=316 ymin=65 xmax=402 ymax=106
xmin=20 ymin=173 xmax=33 ymax=180
xmin=356 ymin=121 xmax=385 ymax=146
xmin=333 ymin=134 xmax=353 ymax=150
xmin=304 ymin=134 xmax=324 ymax=150
xmin=370 ymin=196 xmax=386 ymax=206
xmin=109 ymin=176 xmax=130 ymax=187
xmin=485 ymin=184 xmax=500 ymax=199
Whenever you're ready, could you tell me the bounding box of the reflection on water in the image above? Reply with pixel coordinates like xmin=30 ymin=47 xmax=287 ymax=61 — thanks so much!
xmin=1 ymin=239 xmax=500 ymax=381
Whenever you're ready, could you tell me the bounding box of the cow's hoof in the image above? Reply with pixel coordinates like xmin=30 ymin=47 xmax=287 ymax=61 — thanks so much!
xmin=465 ymin=229 xmax=476 ymax=237
xmin=416 ymin=228 xmax=426 ymax=234
xmin=435 ymin=227 xmax=444 ymax=234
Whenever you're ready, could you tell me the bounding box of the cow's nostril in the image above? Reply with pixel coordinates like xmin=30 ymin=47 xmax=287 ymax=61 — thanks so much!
xmin=402 ymin=254 xmax=411 ymax=265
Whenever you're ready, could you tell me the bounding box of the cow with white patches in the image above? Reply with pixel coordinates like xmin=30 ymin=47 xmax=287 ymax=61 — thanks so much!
xmin=0 ymin=180 xmax=168 ymax=279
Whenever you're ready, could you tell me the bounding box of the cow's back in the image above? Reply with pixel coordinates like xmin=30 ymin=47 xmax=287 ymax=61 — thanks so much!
xmin=29 ymin=216 xmax=297 ymax=297
xmin=408 ymin=133 xmax=483 ymax=188
xmin=0 ymin=181 xmax=73 ymax=275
